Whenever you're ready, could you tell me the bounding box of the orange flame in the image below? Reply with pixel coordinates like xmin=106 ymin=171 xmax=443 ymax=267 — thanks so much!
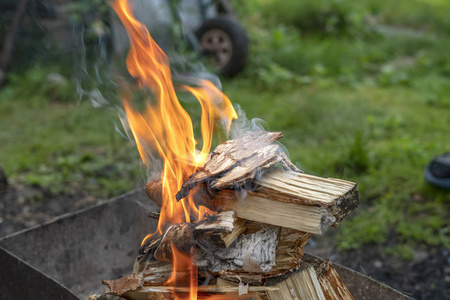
xmin=164 ymin=245 xmax=198 ymax=299
xmin=112 ymin=0 xmax=236 ymax=235
xmin=112 ymin=0 xmax=237 ymax=299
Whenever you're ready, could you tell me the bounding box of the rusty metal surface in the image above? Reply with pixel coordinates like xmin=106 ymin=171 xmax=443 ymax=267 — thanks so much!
xmin=0 ymin=190 xmax=158 ymax=299
xmin=0 ymin=189 xmax=415 ymax=300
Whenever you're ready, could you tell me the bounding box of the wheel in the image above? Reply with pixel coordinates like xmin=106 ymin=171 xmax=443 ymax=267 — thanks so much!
xmin=196 ymin=16 xmax=249 ymax=77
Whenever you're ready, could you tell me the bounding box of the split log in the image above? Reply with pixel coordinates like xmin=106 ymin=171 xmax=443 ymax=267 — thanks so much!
xmin=219 ymin=218 xmax=247 ymax=248
xmin=194 ymin=210 xmax=235 ymax=234
xmin=210 ymin=190 xmax=334 ymax=234
xmin=265 ymin=259 xmax=354 ymax=300
xmin=176 ymin=130 xmax=302 ymax=201
xmin=266 ymin=265 xmax=326 ymax=300
xmin=197 ymin=223 xmax=281 ymax=273
xmin=149 ymin=210 xmax=238 ymax=262
xmin=146 ymin=169 xmax=358 ymax=234
xmin=218 ymin=227 xmax=311 ymax=284
xmin=253 ymin=168 xmax=359 ymax=226
xmin=209 ymin=168 xmax=358 ymax=233
xmin=265 ymin=228 xmax=310 ymax=278
xmin=309 ymin=259 xmax=354 ymax=300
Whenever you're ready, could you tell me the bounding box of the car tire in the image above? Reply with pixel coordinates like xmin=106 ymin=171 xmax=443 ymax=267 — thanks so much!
xmin=196 ymin=16 xmax=249 ymax=77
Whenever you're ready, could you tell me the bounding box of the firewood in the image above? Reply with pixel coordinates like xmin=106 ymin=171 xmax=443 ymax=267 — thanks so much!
xmin=308 ymin=259 xmax=354 ymax=300
xmin=253 ymin=168 xmax=359 ymax=226
xmin=266 ymin=265 xmax=326 ymax=300
xmin=194 ymin=210 xmax=236 ymax=234
xmin=145 ymin=179 xmax=163 ymax=207
xmin=208 ymin=168 xmax=358 ymax=233
xmin=266 ymin=228 xmax=310 ymax=278
xmin=265 ymin=258 xmax=354 ymax=300
xmin=117 ymin=212 xmax=278 ymax=295
xmin=210 ymin=190 xmax=334 ymax=234
xmin=153 ymin=222 xmax=195 ymax=262
xmin=218 ymin=227 xmax=310 ymax=284
xmin=117 ymin=285 xmax=279 ymax=300
xmin=146 ymin=169 xmax=358 ymax=234
xmin=218 ymin=274 xmax=264 ymax=286
xmin=103 ymin=261 xmax=173 ymax=295
xmin=216 ymin=278 xmax=269 ymax=300
xmin=140 ymin=261 xmax=174 ymax=286
xmin=176 ymin=130 xmax=302 ymax=201
xmin=137 ymin=211 xmax=237 ymax=266
xmin=197 ymin=223 xmax=281 ymax=273
xmin=103 ymin=274 xmax=141 ymax=296
xmin=219 ymin=218 xmax=247 ymax=248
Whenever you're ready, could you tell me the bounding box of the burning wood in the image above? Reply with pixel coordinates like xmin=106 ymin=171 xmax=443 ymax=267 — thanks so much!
xmin=136 ymin=211 xmax=237 ymax=266
xmin=97 ymin=1 xmax=360 ymax=299
xmin=176 ymin=130 xmax=301 ymax=200
xmin=102 ymin=130 xmax=359 ymax=299
xmin=145 ymin=131 xmax=358 ymax=235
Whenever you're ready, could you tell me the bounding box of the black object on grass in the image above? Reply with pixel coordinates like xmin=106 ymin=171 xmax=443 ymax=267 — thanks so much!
xmin=424 ymin=152 xmax=450 ymax=188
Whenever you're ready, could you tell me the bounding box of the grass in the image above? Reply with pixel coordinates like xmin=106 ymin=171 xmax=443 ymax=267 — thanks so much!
xmin=0 ymin=0 xmax=449 ymax=254
xmin=224 ymin=0 xmax=450 ymax=252
xmin=0 ymin=66 xmax=144 ymax=198
xmin=222 ymin=77 xmax=450 ymax=251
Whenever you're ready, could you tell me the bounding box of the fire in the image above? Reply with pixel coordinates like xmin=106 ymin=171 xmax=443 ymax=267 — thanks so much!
xmin=164 ymin=245 xmax=198 ymax=299
xmin=112 ymin=0 xmax=237 ymax=299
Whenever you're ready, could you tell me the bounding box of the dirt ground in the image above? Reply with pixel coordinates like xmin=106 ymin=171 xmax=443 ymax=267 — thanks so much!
xmin=1 ymin=182 xmax=449 ymax=300
xmin=305 ymin=232 xmax=450 ymax=300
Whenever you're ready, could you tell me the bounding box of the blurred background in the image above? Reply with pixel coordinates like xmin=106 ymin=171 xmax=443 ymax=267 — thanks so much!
xmin=0 ymin=0 xmax=449 ymax=299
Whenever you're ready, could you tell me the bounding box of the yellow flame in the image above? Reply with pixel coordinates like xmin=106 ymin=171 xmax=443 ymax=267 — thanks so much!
xmin=112 ymin=1 xmax=238 ymax=299
xmin=112 ymin=0 xmax=236 ymax=238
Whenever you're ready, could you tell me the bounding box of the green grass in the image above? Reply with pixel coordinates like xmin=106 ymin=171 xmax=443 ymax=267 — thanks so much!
xmin=0 ymin=65 xmax=143 ymax=198
xmin=222 ymin=76 xmax=450 ymax=251
xmin=222 ymin=0 xmax=450 ymax=252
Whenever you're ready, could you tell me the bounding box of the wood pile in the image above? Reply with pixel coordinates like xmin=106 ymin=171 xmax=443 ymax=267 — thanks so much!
xmin=100 ymin=130 xmax=359 ymax=299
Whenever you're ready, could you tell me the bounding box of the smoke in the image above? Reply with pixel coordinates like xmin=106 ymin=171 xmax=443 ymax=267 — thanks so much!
xmin=71 ymin=0 xmax=301 ymax=189
xmin=229 ymin=106 xmax=270 ymax=140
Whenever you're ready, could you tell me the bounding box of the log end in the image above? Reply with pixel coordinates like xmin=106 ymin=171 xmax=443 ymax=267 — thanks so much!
xmin=145 ymin=179 xmax=163 ymax=206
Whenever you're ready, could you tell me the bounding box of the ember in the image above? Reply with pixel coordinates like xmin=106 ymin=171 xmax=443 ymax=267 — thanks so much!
xmin=99 ymin=0 xmax=359 ymax=299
